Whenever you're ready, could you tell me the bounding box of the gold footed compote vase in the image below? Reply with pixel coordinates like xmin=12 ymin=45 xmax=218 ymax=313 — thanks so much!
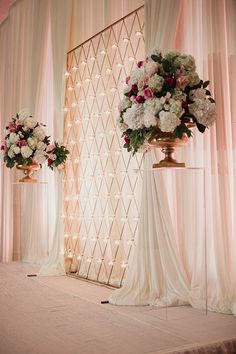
xmin=148 ymin=132 xmax=188 ymax=168
xmin=16 ymin=161 xmax=40 ymax=183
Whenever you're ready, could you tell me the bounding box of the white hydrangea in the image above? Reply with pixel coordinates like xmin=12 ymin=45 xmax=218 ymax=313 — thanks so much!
xmin=16 ymin=110 xmax=29 ymax=124
xmin=24 ymin=117 xmax=37 ymax=129
xmin=158 ymin=111 xmax=181 ymax=132
xmin=21 ymin=146 xmax=33 ymax=158
xmin=123 ymin=104 xmax=145 ymax=130
xmin=160 ymin=92 xmax=171 ymax=105
xmin=169 ymin=99 xmax=184 ymax=117
xmin=9 ymin=132 xmax=20 ymax=144
xmin=172 ymin=88 xmax=187 ymax=101
xmin=143 ymin=111 xmax=157 ymax=128
xmin=33 ymin=126 xmax=46 ymax=141
xmin=189 ymin=99 xmax=216 ymax=127
xmin=189 ymin=88 xmax=207 ymax=100
xmin=27 ymin=137 xmax=38 ymax=149
xmin=144 ymin=97 xmax=162 ymax=115
xmin=34 ymin=150 xmax=47 ymax=164
xmin=36 ymin=141 xmax=46 ymax=150
xmin=129 ymin=67 xmax=145 ymax=86
xmin=188 ymin=71 xmax=201 ymax=86
xmin=8 ymin=147 xmax=15 ymax=158
xmin=179 ymin=54 xmax=196 ymax=72
xmin=13 ymin=146 xmax=20 ymax=154
xmin=148 ymin=74 xmax=164 ymax=92
xmin=144 ymin=61 xmax=159 ymax=77
xmin=121 ymin=96 xmax=132 ymax=110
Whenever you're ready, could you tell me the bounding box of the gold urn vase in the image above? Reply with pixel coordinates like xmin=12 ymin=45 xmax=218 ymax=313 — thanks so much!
xmin=148 ymin=132 xmax=188 ymax=168
xmin=16 ymin=161 xmax=40 ymax=183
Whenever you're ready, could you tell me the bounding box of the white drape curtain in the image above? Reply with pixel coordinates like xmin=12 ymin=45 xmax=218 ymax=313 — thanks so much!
xmin=109 ymin=0 xmax=236 ymax=315
xmin=0 ymin=0 xmax=51 ymax=262
xmin=0 ymin=0 xmax=72 ymax=270
xmin=39 ymin=0 xmax=72 ymax=276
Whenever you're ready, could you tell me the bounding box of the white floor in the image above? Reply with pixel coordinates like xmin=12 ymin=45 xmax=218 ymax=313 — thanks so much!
xmin=0 ymin=262 xmax=236 ymax=354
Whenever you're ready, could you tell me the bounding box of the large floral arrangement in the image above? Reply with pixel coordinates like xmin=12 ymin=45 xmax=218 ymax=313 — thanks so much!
xmin=118 ymin=50 xmax=216 ymax=154
xmin=1 ymin=111 xmax=69 ymax=170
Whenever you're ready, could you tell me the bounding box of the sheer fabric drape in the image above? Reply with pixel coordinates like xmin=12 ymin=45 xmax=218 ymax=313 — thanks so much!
xmin=110 ymin=0 xmax=236 ymax=315
xmin=0 ymin=0 xmax=71 ymax=271
xmin=0 ymin=0 xmax=51 ymax=262
xmin=39 ymin=0 xmax=72 ymax=276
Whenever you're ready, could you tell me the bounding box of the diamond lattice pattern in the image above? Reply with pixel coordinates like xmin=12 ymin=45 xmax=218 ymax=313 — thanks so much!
xmin=63 ymin=7 xmax=145 ymax=287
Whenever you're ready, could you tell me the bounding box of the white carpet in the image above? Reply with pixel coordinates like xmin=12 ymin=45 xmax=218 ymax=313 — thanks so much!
xmin=0 ymin=262 xmax=236 ymax=354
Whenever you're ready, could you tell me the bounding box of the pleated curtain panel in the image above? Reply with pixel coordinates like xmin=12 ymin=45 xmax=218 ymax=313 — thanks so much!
xmin=0 ymin=0 xmax=236 ymax=315
xmin=109 ymin=0 xmax=236 ymax=315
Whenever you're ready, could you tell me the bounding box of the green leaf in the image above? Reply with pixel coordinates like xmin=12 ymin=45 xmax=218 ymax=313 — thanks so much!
xmin=151 ymin=54 xmax=162 ymax=63
xmin=174 ymin=123 xmax=192 ymax=139
xmin=203 ymin=80 xmax=210 ymax=88
xmin=196 ymin=122 xmax=206 ymax=133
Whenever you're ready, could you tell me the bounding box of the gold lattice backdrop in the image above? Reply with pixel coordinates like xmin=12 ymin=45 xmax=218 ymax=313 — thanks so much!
xmin=63 ymin=6 xmax=145 ymax=287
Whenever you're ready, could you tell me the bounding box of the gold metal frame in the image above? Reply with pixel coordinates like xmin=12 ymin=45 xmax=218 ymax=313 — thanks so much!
xmin=63 ymin=6 xmax=145 ymax=287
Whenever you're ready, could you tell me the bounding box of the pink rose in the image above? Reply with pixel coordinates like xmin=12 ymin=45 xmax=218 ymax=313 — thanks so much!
xmin=143 ymin=87 xmax=154 ymax=99
xmin=135 ymin=96 xmax=145 ymax=104
xmin=177 ymin=76 xmax=190 ymax=90
xmin=18 ymin=140 xmax=27 ymax=147
xmin=9 ymin=123 xmax=17 ymax=133
xmin=46 ymin=144 xmax=55 ymax=153
xmin=125 ymin=76 xmax=130 ymax=84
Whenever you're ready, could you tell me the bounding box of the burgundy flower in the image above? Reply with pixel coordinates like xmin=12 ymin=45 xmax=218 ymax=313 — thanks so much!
xmin=137 ymin=61 xmax=144 ymax=68
xmin=165 ymin=76 xmax=176 ymax=88
xmin=16 ymin=124 xmax=23 ymax=131
xmin=124 ymin=135 xmax=130 ymax=145
xmin=125 ymin=76 xmax=130 ymax=84
xmin=135 ymin=95 xmax=145 ymax=104
xmin=18 ymin=140 xmax=27 ymax=147
xmin=47 ymin=158 xmax=53 ymax=165
xmin=1 ymin=144 xmax=6 ymax=151
xmin=181 ymin=100 xmax=188 ymax=109
xmin=131 ymin=84 xmax=138 ymax=93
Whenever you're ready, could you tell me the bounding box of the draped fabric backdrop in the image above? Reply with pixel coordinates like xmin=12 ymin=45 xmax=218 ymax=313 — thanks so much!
xmin=0 ymin=0 xmax=235 ymax=315
xmin=0 ymin=0 xmax=72 ymax=265
xmin=109 ymin=0 xmax=236 ymax=315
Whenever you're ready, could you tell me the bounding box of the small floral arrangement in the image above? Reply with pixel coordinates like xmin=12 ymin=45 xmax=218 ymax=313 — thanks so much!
xmin=118 ymin=49 xmax=216 ymax=154
xmin=46 ymin=142 xmax=69 ymax=170
xmin=1 ymin=111 xmax=69 ymax=170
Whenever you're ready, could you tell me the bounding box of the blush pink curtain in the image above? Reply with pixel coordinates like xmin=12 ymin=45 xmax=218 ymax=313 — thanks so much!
xmin=0 ymin=0 xmax=71 ymax=264
xmin=110 ymin=0 xmax=236 ymax=315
